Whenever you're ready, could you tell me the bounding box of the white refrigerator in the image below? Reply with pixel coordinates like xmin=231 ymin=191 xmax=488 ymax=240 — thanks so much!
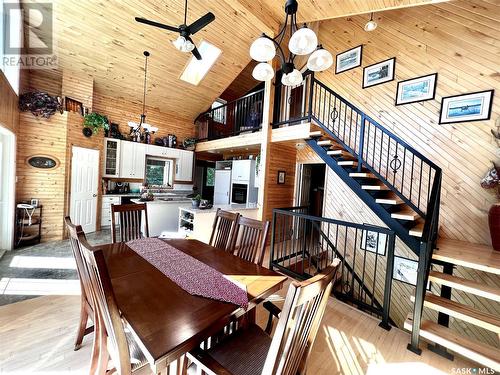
xmin=214 ymin=170 xmax=232 ymax=205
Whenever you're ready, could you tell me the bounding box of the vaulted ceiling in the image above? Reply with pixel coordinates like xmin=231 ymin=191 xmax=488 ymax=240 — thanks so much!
xmin=36 ymin=0 xmax=449 ymax=120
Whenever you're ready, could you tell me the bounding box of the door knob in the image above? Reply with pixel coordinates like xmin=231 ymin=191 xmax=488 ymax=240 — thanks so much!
xmin=93 ymin=194 xmax=97 ymax=197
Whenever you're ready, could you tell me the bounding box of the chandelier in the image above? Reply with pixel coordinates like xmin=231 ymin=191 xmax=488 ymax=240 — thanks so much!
xmin=249 ymin=0 xmax=333 ymax=87
xmin=128 ymin=51 xmax=158 ymax=142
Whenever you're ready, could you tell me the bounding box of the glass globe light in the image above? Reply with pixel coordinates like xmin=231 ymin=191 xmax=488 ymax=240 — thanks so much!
xmin=252 ymin=62 xmax=274 ymax=81
xmin=173 ymin=36 xmax=195 ymax=52
xmin=288 ymin=26 xmax=317 ymax=56
xmin=307 ymin=48 xmax=333 ymax=71
xmin=250 ymin=36 xmax=276 ymax=62
xmin=281 ymin=69 xmax=303 ymax=87
xmin=364 ymin=13 xmax=378 ymax=31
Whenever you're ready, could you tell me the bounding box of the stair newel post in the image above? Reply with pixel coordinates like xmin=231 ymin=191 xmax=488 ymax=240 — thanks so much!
xmin=357 ymin=114 xmax=366 ymax=172
xmin=269 ymin=210 xmax=277 ymax=271
xmin=308 ymin=73 xmax=315 ymax=122
xmin=379 ymin=231 xmax=395 ymax=331
xmin=408 ymin=240 xmax=432 ymax=355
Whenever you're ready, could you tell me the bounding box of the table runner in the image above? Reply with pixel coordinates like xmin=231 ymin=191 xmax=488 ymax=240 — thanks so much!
xmin=126 ymin=238 xmax=248 ymax=309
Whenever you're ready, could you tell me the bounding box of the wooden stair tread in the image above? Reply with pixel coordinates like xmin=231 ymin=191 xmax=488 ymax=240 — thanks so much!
xmin=404 ymin=317 xmax=500 ymax=371
xmin=361 ymin=183 xmax=390 ymax=191
xmin=317 ymin=140 xmax=333 ymax=146
xmin=433 ymin=239 xmax=500 ymax=275
xmin=409 ymin=221 xmax=424 ymax=237
xmin=391 ymin=207 xmax=419 ymax=220
xmin=308 ymin=131 xmax=323 ymax=138
xmin=375 ymin=193 xmax=404 ymax=205
xmin=349 ymin=172 xmax=376 ymax=179
xmin=428 ymin=270 xmax=500 ymax=302
xmin=411 ymin=293 xmax=500 ymax=334
xmin=338 ymin=161 xmax=357 ymax=167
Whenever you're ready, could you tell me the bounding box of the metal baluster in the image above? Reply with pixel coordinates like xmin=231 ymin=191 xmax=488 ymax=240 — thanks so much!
xmin=401 ymin=148 xmax=407 ymax=196
xmin=417 ymin=159 xmax=424 ymax=210
xmin=358 ymin=115 xmax=366 ymax=172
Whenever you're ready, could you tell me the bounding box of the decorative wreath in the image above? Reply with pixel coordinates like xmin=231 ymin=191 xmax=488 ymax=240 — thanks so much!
xmin=19 ymin=91 xmax=63 ymax=118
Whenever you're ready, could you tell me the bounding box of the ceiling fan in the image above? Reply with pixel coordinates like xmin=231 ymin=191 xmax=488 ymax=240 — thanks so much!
xmin=135 ymin=0 xmax=215 ymax=60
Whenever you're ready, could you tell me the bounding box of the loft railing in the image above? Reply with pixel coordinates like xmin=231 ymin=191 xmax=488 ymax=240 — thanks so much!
xmin=270 ymin=207 xmax=396 ymax=329
xmin=195 ymin=89 xmax=264 ymax=141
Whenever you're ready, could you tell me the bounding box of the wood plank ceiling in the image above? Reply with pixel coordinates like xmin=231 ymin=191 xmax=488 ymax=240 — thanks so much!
xmin=32 ymin=0 xmax=450 ymax=121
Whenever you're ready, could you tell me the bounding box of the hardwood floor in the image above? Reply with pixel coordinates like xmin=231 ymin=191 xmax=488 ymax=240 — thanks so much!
xmin=0 ymin=289 xmax=475 ymax=374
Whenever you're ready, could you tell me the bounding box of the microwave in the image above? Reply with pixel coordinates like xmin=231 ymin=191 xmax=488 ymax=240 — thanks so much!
xmin=231 ymin=183 xmax=248 ymax=204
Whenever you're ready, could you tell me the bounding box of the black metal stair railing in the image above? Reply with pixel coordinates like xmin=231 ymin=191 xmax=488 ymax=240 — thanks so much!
xmin=270 ymin=207 xmax=396 ymax=329
xmin=195 ymin=88 xmax=265 ymax=141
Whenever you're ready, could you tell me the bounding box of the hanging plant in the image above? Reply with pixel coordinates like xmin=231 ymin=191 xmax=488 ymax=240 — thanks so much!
xmin=256 ymin=154 xmax=261 ymax=176
xmin=19 ymin=91 xmax=63 ymax=118
xmin=83 ymin=112 xmax=109 ymax=135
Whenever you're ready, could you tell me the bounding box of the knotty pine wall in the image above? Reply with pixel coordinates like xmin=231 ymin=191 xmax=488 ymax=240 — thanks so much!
xmin=305 ymin=0 xmax=500 ymax=346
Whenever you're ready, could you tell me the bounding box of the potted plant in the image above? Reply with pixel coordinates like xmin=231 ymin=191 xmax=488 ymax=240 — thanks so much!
xmin=83 ymin=112 xmax=109 ymax=135
xmin=183 ymin=137 xmax=197 ymax=151
xmin=191 ymin=194 xmax=202 ymax=208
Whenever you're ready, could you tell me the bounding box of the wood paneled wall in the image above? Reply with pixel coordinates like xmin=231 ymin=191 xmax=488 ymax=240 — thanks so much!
xmin=312 ymin=0 xmax=500 ymax=346
xmin=16 ymin=112 xmax=69 ymax=242
xmin=0 ymin=71 xmax=19 ymax=134
xmin=263 ymin=142 xmax=297 ymax=222
xmin=316 ymin=0 xmax=499 ymax=245
xmin=62 ymin=71 xmax=93 ymax=110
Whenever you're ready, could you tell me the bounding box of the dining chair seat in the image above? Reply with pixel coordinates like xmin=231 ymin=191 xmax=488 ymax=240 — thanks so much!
xmin=123 ymin=326 xmax=149 ymax=372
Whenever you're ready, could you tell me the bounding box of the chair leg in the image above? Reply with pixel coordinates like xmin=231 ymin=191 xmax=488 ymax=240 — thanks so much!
xmin=74 ymin=298 xmax=89 ymax=351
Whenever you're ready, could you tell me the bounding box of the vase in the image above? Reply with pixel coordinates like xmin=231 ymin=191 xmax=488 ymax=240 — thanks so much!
xmin=489 ymin=203 xmax=500 ymax=251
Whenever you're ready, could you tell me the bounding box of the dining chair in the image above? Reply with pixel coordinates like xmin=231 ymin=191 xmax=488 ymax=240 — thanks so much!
xmin=187 ymin=259 xmax=341 ymax=375
xmin=77 ymin=232 xmax=151 ymax=375
xmin=64 ymin=216 xmax=95 ymax=351
xmin=232 ymin=217 xmax=270 ymax=266
xmin=209 ymin=209 xmax=240 ymax=251
xmin=111 ymin=203 xmax=149 ymax=243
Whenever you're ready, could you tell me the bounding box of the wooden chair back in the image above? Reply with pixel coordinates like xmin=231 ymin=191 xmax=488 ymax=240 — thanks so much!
xmin=77 ymin=232 xmax=132 ymax=375
xmin=233 ymin=217 xmax=270 ymax=265
xmin=111 ymin=203 xmax=149 ymax=243
xmin=64 ymin=217 xmax=94 ymax=315
xmin=209 ymin=209 xmax=240 ymax=251
xmin=263 ymin=259 xmax=341 ymax=375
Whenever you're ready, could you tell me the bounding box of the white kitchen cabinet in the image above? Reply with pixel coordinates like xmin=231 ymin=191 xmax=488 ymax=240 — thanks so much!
xmin=101 ymin=196 xmax=121 ymax=227
xmin=146 ymin=144 xmax=179 ymax=158
xmin=175 ymin=150 xmax=194 ymax=182
xmin=103 ymin=138 xmax=121 ymax=177
xmin=120 ymin=141 xmax=146 ymax=179
xmin=231 ymin=160 xmax=254 ymax=182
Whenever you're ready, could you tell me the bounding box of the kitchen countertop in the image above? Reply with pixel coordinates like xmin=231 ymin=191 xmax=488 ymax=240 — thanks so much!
xmin=181 ymin=203 xmax=259 ymax=214
xmin=131 ymin=198 xmax=192 ymax=204
xmin=103 ymin=193 xmax=142 ymax=197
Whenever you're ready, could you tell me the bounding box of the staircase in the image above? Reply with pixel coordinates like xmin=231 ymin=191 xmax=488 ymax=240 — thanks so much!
xmin=271 ymin=72 xmax=499 ymax=370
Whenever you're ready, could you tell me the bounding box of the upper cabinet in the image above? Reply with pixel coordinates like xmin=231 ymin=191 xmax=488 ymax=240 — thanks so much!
xmin=175 ymin=150 xmax=194 ymax=182
xmin=232 ymin=160 xmax=255 ymax=182
xmin=103 ymin=138 xmax=121 ymax=177
xmin=120 ymin=141 xmax=146 ymax=179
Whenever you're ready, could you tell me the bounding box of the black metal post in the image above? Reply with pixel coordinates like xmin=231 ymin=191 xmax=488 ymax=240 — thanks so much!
xmin=379 ymin=233 xmax=395 ymax=331
xmin=357 ymin=114 xmax=366 ymax=172
xmin=308 ymin=74 xmax=315 ymax=122
xmin=269 ymin=210 xmax=277 ymax=271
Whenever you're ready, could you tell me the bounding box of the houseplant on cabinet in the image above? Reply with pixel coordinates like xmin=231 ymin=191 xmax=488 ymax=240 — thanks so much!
xmin=83 ymin=112 xmax=109 ymax=136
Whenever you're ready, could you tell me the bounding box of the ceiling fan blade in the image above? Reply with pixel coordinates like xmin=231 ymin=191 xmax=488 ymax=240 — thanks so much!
xmin=191 ymin=45 xmax=202 ymax=60
xmin=135 ymin=17 xmax=180 ymax=33
xmin=188 ymin=12 xmax=215 ymax=35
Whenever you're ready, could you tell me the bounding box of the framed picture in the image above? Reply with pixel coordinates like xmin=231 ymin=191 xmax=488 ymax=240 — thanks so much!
xmin=277 ymin=170 xmax=286 ymax=184
xmin=361 ymin=227 xmax=387 ymax=256
xmin=393 ymin=255 xmax=430 ymax=289
xmin=439 ymin=89 xmax=494 ymax=125
xmin=363 ymin=57 xmax=396 ymax=89
xmin=396 ymin=73 xmax=438 ymax=106
xmin=335 ymin=45 xmax=363 ymax=74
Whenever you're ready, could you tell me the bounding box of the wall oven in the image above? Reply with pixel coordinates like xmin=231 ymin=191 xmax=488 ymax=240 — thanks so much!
xmin=231 ymin=183 xmax=248 ymax=204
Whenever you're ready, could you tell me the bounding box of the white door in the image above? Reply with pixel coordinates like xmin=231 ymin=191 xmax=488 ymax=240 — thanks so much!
xmin=214 ymin=170 xmax=231 ymax=205
xmin=70 ymin=147 xmax=99 ymax=233
xmin=0 ymin=127 xmax=15 ymax=251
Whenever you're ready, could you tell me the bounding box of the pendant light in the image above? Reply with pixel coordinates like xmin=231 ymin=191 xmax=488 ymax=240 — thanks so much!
xmin=249 ymin=0 xmax=332 ymax=87
xmin=364 ymin=12 xmax=378 ymax=32
xmin=128 ymin=51 xmax=158 ymax=142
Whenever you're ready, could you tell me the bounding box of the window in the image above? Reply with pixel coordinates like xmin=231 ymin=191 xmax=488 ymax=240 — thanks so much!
xmin=211 ymin=98 xmax=227 ymax=124
xmin=180 ymin=41 xmax=222 ymax=86
xmin=145 ymin=157 xmax=174 ymax=187
xmin=0 ymin=0 xmax=22 ymax=94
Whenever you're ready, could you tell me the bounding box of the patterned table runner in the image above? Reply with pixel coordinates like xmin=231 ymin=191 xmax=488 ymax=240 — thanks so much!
xmin=126 ymin=238 xmax=248 ymax=308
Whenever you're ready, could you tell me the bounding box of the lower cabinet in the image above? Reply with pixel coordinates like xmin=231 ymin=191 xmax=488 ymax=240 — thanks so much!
xmin=101 ymin=196 xmax=121 ymax=227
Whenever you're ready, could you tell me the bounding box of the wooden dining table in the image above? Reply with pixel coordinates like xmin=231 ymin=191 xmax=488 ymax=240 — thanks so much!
xmin=100 ymin=238 xmax=287 ymax=373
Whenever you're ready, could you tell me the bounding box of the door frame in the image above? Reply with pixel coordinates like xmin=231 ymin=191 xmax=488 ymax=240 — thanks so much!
xmin=0 ymin=125 xmax=16 ymax=251
xmin=70 ymin=146 xmax=100 ymax=233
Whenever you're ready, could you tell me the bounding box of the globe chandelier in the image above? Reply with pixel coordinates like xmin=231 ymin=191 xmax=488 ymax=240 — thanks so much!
xmin=249 ymin=0 xmax=333 ymax=87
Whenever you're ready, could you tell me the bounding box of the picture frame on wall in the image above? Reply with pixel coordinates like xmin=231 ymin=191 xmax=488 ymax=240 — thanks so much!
xmin=360 ymin=227 xmax=387 ymax=256
xmin=277 ymin=170 xmax=286 ymax=184
xmin=439 ymin=89 xmax=494 ymax=125
xmin=363 ymin=57 xmax=396 ymax=89
xmin=395 ymin=73 xmax=438 ymax=106
xmin=335 ymin=45 xmax=363 ymax=74
xmin=393 ymin=255 xmax=431 ymax=290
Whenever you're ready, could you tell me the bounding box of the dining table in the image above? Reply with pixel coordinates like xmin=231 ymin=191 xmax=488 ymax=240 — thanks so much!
xmin=100 ymin=238 xmax=287 ymax=373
